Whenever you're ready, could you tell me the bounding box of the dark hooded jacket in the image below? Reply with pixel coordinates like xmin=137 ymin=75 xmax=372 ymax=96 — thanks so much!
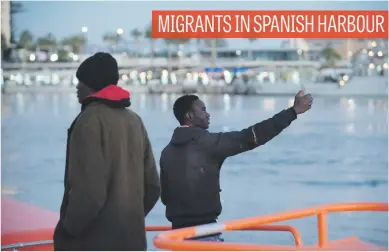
xmin=53 ymin=85 xmax=160 ymax=251
xmin=159 ymin=107 xmax=297 ymax=229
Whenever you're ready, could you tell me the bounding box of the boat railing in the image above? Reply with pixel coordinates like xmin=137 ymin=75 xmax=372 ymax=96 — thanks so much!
xmin=2 ymin=202 xmax=387 ymax=251
xmin=153 ymin=202 xmax=388 ymax=251
xmin=1 ymin=226 xmax=171 ymax=251
xmin=1 ymin=240 xmax=53 ymax=251
xmin=1 ymin=224 xmax=303 ymax=251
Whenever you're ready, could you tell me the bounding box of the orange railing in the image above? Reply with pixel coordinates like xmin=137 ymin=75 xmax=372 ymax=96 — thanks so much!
xmin=2 ymin=202 xmax=387 ymax=251
xmin=153 ymin=202 xmax=388 ymax=251
xmin=149 ymin=224 xmax=303 ymax=246
xmin=1 ymin=226 xmax=171 ymax=251
xmin=1 ymin=224 xmax=302 ymax=251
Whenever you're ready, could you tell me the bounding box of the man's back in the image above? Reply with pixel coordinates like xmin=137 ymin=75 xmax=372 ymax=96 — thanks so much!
xmin=54 ymin=102 xmax=160 ymax=251
xmin=160 ymin=126 xmax=233 ymax=229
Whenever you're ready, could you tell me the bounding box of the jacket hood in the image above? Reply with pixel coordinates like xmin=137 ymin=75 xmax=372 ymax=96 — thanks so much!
xmin=170 ymin=126 xmax=206 ymax=145
xmin=82 ymin=85 xmax=131 ymax=109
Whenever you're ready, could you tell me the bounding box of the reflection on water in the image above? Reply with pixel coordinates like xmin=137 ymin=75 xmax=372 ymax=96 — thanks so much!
xmin=2 ymin=186 xmax=20 ymax=196
xmin=345 ymin=123 xmax=355 ymax=134
xmin=3 ymin=93 xmax=388 ymax=119
xmin=1 ymin=93 xmax=388 ymax=247
xmin=263 ymin=98 xmax=276 ymax=112
xmin=223 ymin=94 xmax=231 ymax=113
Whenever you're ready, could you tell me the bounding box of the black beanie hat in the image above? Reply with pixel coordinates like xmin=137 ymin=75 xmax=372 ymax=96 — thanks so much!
xmin=76 ymin=52 xmax=119 ymax=91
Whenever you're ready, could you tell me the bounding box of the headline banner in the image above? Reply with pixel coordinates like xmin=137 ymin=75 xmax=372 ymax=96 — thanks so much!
xmin=151 ymin=10 xmax=388 ymax=38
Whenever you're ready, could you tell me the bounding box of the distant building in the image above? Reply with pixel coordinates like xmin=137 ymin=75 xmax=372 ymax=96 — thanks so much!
xmin=1 ymin=1 xmax=11 ymax=46
xmin=198 ymin=38 xmax=320 ymax=62
xmin=305 ymin=39 xmax=387 ymax=60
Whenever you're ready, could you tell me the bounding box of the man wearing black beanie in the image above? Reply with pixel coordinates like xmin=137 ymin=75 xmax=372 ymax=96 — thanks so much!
xmin=53 ymin=52 xmax=160 ymax=251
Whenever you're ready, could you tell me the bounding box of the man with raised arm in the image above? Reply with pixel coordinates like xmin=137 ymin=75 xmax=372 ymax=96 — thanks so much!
xmin=159 ymin=90 xmax=312 ymax=241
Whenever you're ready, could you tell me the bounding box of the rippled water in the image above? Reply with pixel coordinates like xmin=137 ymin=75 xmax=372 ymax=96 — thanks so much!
xmin=2 ymin=92 xmax=388 ymax=248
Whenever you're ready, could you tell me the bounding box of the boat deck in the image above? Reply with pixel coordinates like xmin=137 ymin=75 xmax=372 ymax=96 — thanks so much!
xmin=1 ymin=198 xmax=387 ymax=251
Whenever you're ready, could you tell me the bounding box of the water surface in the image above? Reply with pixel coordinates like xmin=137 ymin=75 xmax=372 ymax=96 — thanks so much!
xmin=2 ymin=93 xmax=388 ymax=248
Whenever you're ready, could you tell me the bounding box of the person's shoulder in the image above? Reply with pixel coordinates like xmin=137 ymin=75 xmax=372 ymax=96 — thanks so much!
xmin=125 ymin=108 xmax=142 ymax=120
xmin=160 ymin=137 xmax=173 ymax=154
xmin=75 ymin=104 xmax=124 ymax=126
xmin=124 ymin=108 xmax=148 ymax=131
xmin=77 ymin=106 xmax=101 ymax=125
xmin=183 ymin=127 xmax=209 ymax=137
xmin=195 ymin=129 xmax=234 ymax=148
xmin=196 ymin=128 xmax=215 ymax=141
xmin=96 ymin=105 xmax=143 ymax=125
xmin=159 ymin=129 xmax=177 ymax=161
xmin=71 ymin=110 xmax=101 ymax=136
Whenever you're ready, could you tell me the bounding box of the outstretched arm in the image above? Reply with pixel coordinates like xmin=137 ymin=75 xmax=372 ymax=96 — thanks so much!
xmin=63 ymin=116 xmax=108 ymax=237
xmin=201 ymin=107 xmax=298 ymax=159
xmin=201 ymin=90 xmax=313 ymax=161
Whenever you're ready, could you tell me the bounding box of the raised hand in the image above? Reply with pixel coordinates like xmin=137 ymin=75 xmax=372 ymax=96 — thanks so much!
xmin=293 ymin=90 xmax=313 ymax=115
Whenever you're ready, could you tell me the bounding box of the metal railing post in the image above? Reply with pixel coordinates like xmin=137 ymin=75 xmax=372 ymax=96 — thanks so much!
xmin=317 ymin=212 xmax=328 ymax=247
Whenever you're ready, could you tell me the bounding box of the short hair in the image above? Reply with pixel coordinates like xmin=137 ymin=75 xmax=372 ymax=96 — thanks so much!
xmin=173 ymin=94 xmax=199 ymax=125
